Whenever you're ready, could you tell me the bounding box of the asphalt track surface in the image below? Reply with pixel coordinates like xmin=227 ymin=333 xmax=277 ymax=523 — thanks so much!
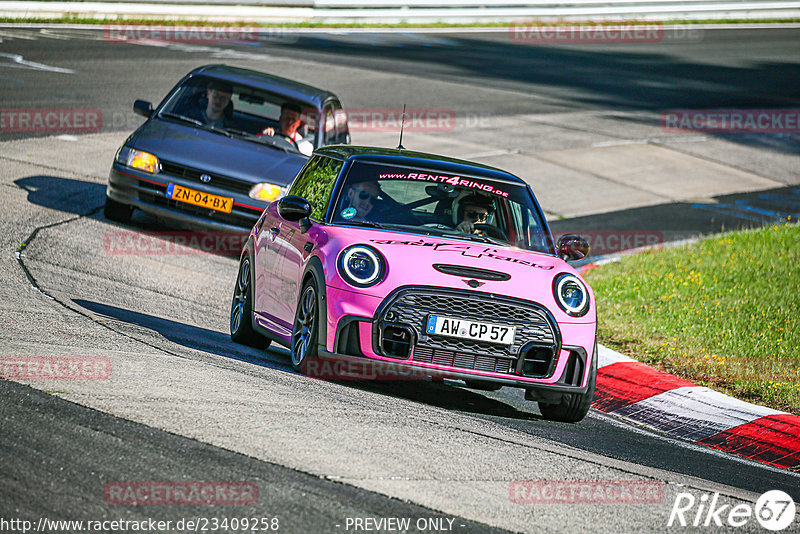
xmin=1 ymin=27 xmax=799 ymax=533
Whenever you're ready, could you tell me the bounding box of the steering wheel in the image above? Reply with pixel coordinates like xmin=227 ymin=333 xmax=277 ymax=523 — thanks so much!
xmin=273 ymin=132 xmax=300 ymax=151
xmin=474 ymin=223 xmax=508 ymax=241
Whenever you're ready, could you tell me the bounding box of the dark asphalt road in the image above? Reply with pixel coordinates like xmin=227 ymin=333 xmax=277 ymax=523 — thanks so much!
xmin=1 ymin=379 xmax=500 ymax=533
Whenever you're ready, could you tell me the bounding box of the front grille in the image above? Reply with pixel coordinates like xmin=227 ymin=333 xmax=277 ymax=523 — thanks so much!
xmin=160 ymin=160 xmax=254 ymax=195
xmin=414 ymin=346 xmax=514 ymax=374
xmin=376 ymin=287 xmax=560 ymax=377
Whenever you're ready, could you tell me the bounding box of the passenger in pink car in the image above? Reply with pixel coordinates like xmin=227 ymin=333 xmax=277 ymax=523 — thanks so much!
xmin=344 ymin=181 xmax=383 ymax=219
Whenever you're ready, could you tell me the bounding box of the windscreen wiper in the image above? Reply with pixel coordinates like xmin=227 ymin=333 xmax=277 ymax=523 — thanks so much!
xmin=160 ymin=112 xmax=231 ymax=137
xmin=347 ymin=220 xmax=386 ymax=229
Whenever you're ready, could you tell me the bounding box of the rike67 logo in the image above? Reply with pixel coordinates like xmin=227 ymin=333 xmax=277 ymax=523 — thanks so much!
xmin=669 ymin=490 xmax=796 ymax=531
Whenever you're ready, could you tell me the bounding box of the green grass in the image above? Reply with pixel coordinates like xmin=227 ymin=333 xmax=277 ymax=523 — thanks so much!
xmin=1 ymin=17 xmax=800 ymax=27
xmin=583 ymin=220 xmax=800 ymax=414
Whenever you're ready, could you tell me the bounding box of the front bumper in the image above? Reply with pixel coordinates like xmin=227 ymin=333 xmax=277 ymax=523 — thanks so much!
xmin=107 ymin=162 xmax=268 ymax=231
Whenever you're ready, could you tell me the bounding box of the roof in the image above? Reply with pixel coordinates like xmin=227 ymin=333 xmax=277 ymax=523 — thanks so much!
xmin=315 ymin=145 xmax=527 ymax=185
xmin=190 ymin=65 xmax=338 ymax=108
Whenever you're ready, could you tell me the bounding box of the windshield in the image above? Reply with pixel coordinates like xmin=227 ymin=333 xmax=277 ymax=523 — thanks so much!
xmin=158 ymin=75 xmax=318 ymax=152
xmin=331 ymin=161 xmax=554 ymax=254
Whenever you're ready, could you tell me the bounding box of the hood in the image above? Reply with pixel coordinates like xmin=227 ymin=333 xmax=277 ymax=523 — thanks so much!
xmin=131 ymin=118 xmax=307 ymax=186
xmin=319 ymin=226 xmax=595 ymax=324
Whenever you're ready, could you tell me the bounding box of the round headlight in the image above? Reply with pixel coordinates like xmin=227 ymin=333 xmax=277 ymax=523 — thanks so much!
xmin=338 ymin=245 xmax=385 ymax=287
xmin=553 ymin=273 xmax=590 ymax=317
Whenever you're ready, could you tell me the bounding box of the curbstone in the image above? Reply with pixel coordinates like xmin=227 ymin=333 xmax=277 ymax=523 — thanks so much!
xmin=594 ymin=343 xmax=800 ymax=469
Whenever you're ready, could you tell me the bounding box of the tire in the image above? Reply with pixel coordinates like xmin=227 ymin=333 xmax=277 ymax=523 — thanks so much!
xmin=464 ymin=380 xmax=502 ymax=392
xmin=538 ymin=347 xmax=597 ymax=423
xmin=291 ymin=280 xmax=320 ymax=373
xmin=230 ymin=256 xmax=270 ymax=349
xmin=104 ymin=196 xmax=133 ymax=224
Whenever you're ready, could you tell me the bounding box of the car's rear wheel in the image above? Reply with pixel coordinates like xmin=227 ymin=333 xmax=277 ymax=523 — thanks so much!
xmin=291 ymin=280 xmax=320 ymax=373
xmin=104 ymin=196 xmax=133 ymax=224
xmin=537 ymin=347 xmax=597 ymax=423
xmin=230 ymin=256 xmax=269 ymax=348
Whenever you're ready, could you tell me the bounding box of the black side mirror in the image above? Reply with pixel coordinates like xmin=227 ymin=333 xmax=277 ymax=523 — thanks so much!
xmin=278 ymin=196 xmax=313 ymax=232
xmin=133 ymin=100 xmax=153 ymax=118
xmin=557 ymin=234 xmax=589 ymax=261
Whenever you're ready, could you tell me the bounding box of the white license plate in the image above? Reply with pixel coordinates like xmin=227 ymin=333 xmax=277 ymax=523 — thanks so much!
xmin=425 ymin=315 xmax=516 ymax=346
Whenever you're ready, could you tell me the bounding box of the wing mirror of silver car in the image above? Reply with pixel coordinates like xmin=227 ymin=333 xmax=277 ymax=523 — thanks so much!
xmin=278 ymin=196 xmax=313 ymax=233
xmin=557 ymin=234 xmax=590 ymax=261
xmin=133 ymin=100 xmax=153 ymax=118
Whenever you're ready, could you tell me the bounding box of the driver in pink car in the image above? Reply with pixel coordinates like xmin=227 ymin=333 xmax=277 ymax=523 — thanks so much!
xmin=455 ymin=194 xmax=494 ymax=234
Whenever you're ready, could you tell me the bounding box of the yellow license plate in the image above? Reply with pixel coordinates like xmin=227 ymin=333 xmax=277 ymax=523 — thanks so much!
xmin=166 ymin=184 xmax=233 ymax=213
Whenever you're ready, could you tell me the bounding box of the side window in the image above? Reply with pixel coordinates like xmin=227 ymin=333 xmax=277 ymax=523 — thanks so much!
xmin=324 ymin=102 xmax=349 ymax=145
xmin=288 ymin=156 xmax=343 ymax=220
xmin=323 ymin=108 xmax=336 ymax=146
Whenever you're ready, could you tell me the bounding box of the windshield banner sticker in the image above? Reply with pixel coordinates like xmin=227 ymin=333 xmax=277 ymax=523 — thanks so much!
xmin=377 ymin=172 xmax=510 ymax=197
xmin=370 ymin=240 xmax=554 ymax=270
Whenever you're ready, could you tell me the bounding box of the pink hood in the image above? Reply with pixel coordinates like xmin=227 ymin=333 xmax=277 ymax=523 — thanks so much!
xmin=317 ymin=226 xmax=595 ymax=324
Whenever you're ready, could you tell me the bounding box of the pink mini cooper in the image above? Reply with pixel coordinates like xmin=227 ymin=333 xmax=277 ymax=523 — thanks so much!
xmin=230 ymin=146 xmax=596 ymax=422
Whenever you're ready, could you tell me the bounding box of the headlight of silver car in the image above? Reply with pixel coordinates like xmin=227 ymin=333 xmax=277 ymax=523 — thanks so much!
xmin=116 ymin=146 xmax=160 ymax=174
xmin=553 ymin=273 xmax=590 ymax=317
xmin=338 ymin=245 xmax=385 ymax=287
xmin=249 ymin=182 xmax=287 ymax=203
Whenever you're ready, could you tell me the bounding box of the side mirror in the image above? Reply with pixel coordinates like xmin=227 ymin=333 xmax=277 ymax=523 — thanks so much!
xmin=133 ymin=100 xmax=153 ymax=118
xmin=557 ymin=234 xmax=589 ymax=261
xmin=278 ymin=196 xmax=313 ymax=232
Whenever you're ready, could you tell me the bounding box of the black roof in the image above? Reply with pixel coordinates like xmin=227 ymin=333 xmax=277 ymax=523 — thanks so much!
xmin=315 ymin=145 xmax=527 ymax=185
xmin=190 ymin=65 xmax=338 ymax=108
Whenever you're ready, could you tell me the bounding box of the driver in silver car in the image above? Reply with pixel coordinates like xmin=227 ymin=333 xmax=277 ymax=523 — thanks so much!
xmin=260 ymin=102 xmax=313 ymax=156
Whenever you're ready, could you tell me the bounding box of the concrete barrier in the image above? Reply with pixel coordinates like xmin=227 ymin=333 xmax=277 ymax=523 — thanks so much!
xmin=2 ymin=0 xmax=800 ymax=23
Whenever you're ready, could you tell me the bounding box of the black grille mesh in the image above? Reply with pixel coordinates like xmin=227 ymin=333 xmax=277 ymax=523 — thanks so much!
xmin=160 ymin=160 xmax=254 ymax=195
xmin=379 ymin=288 xmax=558 ymax=376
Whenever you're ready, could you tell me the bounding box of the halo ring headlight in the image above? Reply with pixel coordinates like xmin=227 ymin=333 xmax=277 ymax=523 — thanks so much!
xmin=338 ymin=245 xmax=385 ymax=287
xmin=553 ymin=273 xmax=590 ymax=317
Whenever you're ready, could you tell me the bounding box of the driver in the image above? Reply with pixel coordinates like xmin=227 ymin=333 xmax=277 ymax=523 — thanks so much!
xmin=455 ymin=194 xmax=494 ymax=234
xmin=260 ymin=102 xmax=313 ymax=156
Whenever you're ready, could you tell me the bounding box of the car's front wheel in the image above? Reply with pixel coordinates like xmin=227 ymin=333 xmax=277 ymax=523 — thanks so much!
xmin=230 ymin=256 xmax=269 ymax=349
xmin=104 ymin=196 xmax=133 ymax=224
xmin=291 ymin=280 xmax=320 ymax=373
xmin=537 ymin=348 xmax=597 ymax=423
